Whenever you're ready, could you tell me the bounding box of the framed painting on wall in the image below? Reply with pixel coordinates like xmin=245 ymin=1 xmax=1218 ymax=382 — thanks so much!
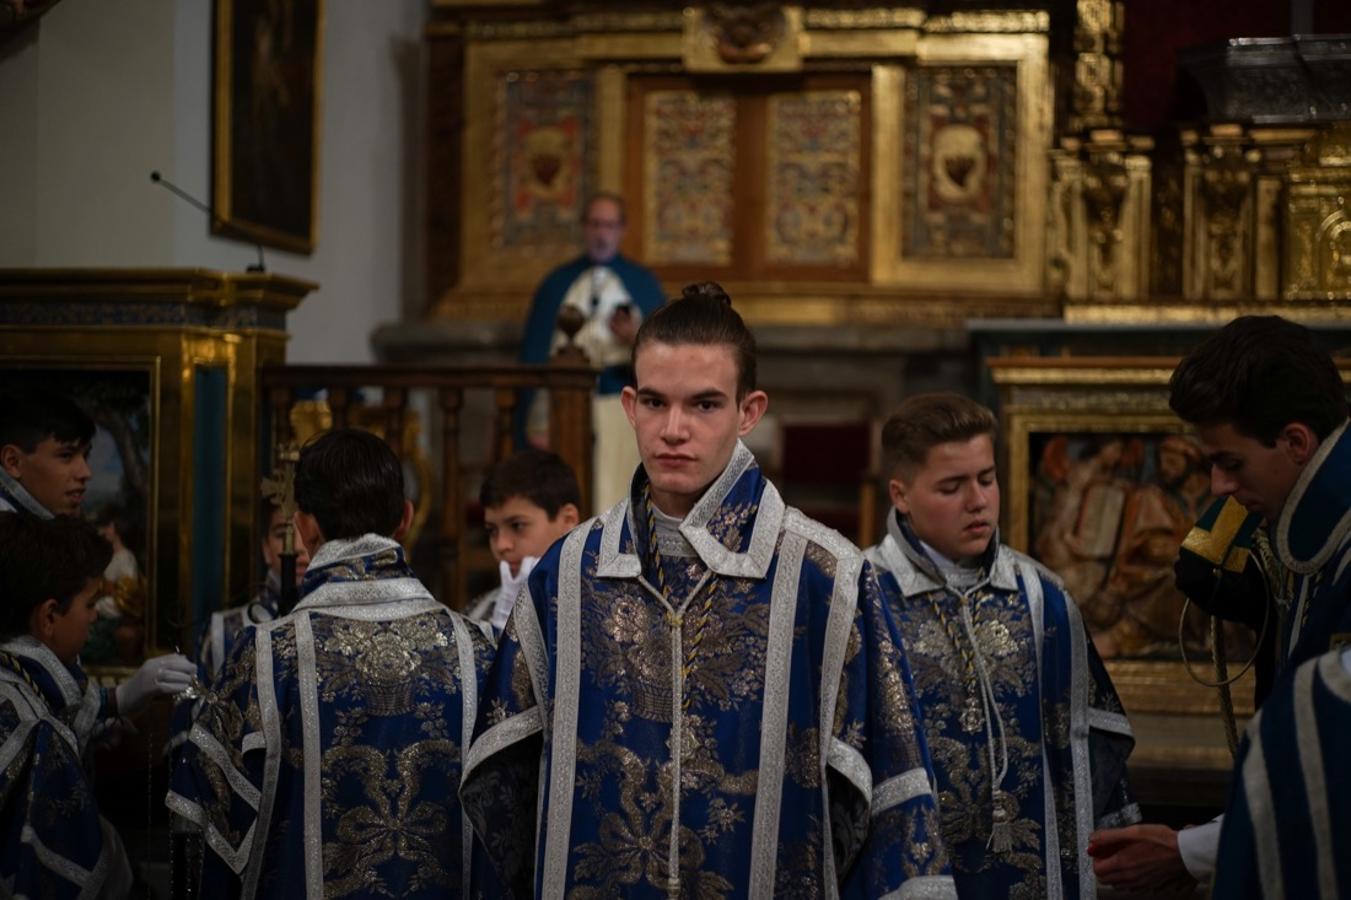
xmin=990 ymin=357 xmax=1261 ymax=721
xmin=213 ymin=0 xmax=324 ymax=254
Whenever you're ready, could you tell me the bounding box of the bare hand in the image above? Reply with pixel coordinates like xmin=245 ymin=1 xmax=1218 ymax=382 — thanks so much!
xmin=608 ymin=306 xmax=638 ymax=344
xmin=1089 ymin=824 xmax=1195 ymax=895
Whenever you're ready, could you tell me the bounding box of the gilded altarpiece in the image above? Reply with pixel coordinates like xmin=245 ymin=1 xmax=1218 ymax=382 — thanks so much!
xmin=494 ymin=71 xmax=595 ymax=250
xmin=902 ymin=66 xmax=1017 ymax=260
xmin=766 ymin=90 xmax=863 ymax=267
xmin=431 ymin=10 xmax=1057 ymax=325
xmin=642 ymin=90 xmax=736 ymax=266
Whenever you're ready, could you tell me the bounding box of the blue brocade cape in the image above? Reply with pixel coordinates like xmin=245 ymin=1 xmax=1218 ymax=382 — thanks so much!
xmin=167 ymin=535 xmax=495 ymax=899
xmin=461 ymin=443 xmax=956 ymax=899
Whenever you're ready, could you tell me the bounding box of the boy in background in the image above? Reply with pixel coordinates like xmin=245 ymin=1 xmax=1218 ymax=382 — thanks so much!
xmin=468 ymin=449 xmax=580 ymax=636
xmin=0 ymin=388 xmax=94 ymax=518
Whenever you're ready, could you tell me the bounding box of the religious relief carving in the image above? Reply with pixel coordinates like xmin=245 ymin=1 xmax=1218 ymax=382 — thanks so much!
xmin=1052 ymin=132 xmax=1152 ymax=304
xmin=765 ymin=90 xmax=863 ymax=266
xmin=492 ymin=71 xmax=595 ymax=250
xmin=902 ymin=66 xmax=1018 ymax=260
xmin=1284 ymin=124 xmax=1351 ymax=300
xmin=642 ymin=91 xmax=736 ymax=265
xmin=1197 ymin=145 xmax=1256 ymax=298
xmin=683 ymin=4 xmax=802 ymax=73
xmin=1151 ymin=159 xmax=1185 ymax=297
xmin=706 ymin=3 xmax=784 ymax=65
xmin=1082 ymin=152 xmax=1129 ymax=295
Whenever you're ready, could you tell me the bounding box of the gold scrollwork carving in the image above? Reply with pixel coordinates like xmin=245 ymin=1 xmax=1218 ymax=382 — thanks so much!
xmin=1197 ymin=144 xmax=1257 ymax=298
xmin=1082 ymin=152 xmax=1130 ymax=294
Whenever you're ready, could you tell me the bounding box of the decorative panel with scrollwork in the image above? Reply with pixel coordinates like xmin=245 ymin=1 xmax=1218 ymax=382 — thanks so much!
xmin=902 ymin=65 xmax=1018 ymax=260
xmin=765 ymin=90 xmax=863 ymax=266
xmin=493 ymin=70 xmax=595 ymax=250
xmin=642 ymin=90 xmax=737 ymax=266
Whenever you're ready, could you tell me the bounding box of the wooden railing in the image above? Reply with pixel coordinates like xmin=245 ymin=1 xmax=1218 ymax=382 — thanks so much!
xmin=258 ymin=360 xmax=595 ymax=610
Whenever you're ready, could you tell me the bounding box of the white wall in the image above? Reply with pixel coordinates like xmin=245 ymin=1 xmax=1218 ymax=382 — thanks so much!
xmin=0 ymin=0 xmax=424 ymax=363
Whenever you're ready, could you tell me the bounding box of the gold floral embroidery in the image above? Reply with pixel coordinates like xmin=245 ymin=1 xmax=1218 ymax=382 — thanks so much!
xmin=321 ymin=740 xmax=458 ymax=896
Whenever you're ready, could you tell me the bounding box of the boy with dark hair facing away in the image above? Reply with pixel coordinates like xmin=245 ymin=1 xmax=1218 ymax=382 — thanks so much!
xmin=0 ymin=513 xmax=135 ymax=898
xmin=463 ymin=283 xmax=953 ymax=897
xmin=865 ymin=392 xmax=1137 ymax=899
xmin=0 ymin=387 xmax=95 ymax=518
xmin=168 ymin=428 xmax=495 ymax=898
xmin=167 ymin=499 xmax=312 ymax=757
xmin=468 ymin=449 xmax=581 ymax=636
xmin=1092 ymin=315 xmax=1351 ymax=896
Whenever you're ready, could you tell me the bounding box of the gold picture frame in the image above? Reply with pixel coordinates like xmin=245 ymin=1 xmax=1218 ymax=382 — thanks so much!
xmin=990 ymin=356 xmax=1259 ymax=718
xmin=213 ymin=0 xmax=324 ymax=254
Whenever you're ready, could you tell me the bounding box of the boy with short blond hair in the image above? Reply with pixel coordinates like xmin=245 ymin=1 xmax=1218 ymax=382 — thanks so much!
xmin=866 ymin=392 xmax=1138 ymax=899
xmin=468 ymin=449 xmax=580 ymax=636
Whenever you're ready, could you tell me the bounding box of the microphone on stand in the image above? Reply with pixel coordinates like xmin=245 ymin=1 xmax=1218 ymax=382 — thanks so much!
xmin=149 ymin=170 xmax=267 ymax=273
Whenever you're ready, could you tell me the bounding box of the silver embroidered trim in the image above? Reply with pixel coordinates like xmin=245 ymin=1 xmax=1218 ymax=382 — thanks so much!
xmin=748 ymin=530 xmax=807 ymax=898
xmin=298 ymin=597 xmax=446 ymax=621
xmin=242 ymin=626 xmax=280 ymax=900
xmin=187 ymin=723 xmax=261 ymax=809
xmin=872 ymin=767 xmax=932 ymax=815
xmin=1087 ymin=708 xmax=1133 ymax=737
xmin=295 ymin=613 xmax=323 ymax=900
xmin=1063 ymin=588 xmax=1096 ymax=900
xmin=827 ymin=738 xmax=872 ymax=804
xmin=596 ymin=505 xmax=640 ymax=578
xmin=241 ymin=732 xmax=266 ymax=754
xmin=683 ymin=475 xmax=784 ymax=579
xmin=0 ymin=676 xmax=78 ymax=761
xmin=877 ymin=875 xmax=960 ymax=899
xmin=451 ymin=613 xmax=478 ymax=900
xmin=1293 ymin=660 xmax=1338 ymax=897
xmin=1242 ymin=713 xmax=1284 ymax=900
xmin=542 ymin=524 xmax=589 ymax=900
xmin=165 ymin=790 xmax=256 ymax=875
xmin=3 ymin=636 xmax=80 ymax=710
xmin=0 ymin=682 xmax=38 ymax=776
xmin=1275 ymin=419 xmax=1351 ymax=574
xmin=293 ymin=577 xmax=435 ymax=612
xmin=796 ymin=510 xmax=864 ymax=895
xmin=1018 ymin=560 xmax=1062 ymax=900
xmin=20 ymin=822 xmax=91 ymax=887
xmin=513 ymin=579 xmax=552 ymax=741
xmin=302 ymin=533 xmax=403 ymax=570
xmin=462 ymin=706 xmax=544 ymax=779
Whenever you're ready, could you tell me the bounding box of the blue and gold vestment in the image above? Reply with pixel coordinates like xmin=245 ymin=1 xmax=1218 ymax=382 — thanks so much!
xmin=461 ymin=443 xmax=955 ymax=899
xmin=167 ymin=534 xmax=495 ymax=899
xmin=168 ymin=573 xmax=280 ymax=757
xmin=867 ymin=513 xmax=1138 ymax=900
xmin=0 ymin=637 xmax=133 ymax=898
xmin=1270 ymin=419 xmax=1351 ymax=672
xmin=1212 ymin=648 xmax=1351 ymax=899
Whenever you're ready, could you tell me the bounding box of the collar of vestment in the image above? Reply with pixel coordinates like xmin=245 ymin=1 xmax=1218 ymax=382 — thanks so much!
xmin=0 ymin=635 xmax=96 ymax=721
xmin=0 ymin=469 xmax=54 ymax=519
xmin=872 ymin=508 xmax=1018 ymax=596
xmin=1275 ymin=418 xmax=1351 ymax=575
xmin=294 ymin=533 xmax=436 ymax=612
xmin=596 ymin=441 xmax=786 ymax=580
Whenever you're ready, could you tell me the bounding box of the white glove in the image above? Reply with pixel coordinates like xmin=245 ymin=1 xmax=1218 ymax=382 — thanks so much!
xmin=492 ymin=557 xmax=538 ymax=634
xmin=115 ymin=653 xmax=196 ymax=715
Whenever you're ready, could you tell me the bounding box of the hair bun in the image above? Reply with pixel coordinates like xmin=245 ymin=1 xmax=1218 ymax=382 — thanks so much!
xmin=680 ymin=281 xmax=732 ymax=307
